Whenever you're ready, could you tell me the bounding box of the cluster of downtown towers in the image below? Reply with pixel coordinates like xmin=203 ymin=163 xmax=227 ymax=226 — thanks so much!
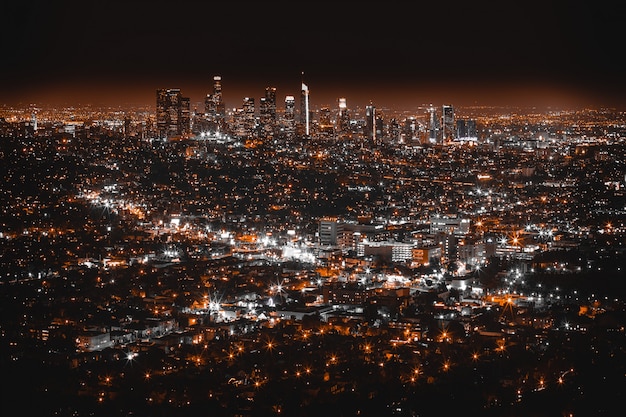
xmin=156 ymin=76 xmax=478 ymax=142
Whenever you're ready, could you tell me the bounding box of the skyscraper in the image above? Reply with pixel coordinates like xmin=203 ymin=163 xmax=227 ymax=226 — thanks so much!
xmin=156 ymin=88 xmax=190 ymax=140
xmin=428 ymin=105 xmax=439 ymax=144
xmin=456 ymin=119 xmax=478 ymax=142
xmin=31 ymin=112 xmax=37 ymax=132
xmin=300 ymin=82 xmax=310 ymax=137
xmin=337 ymin=97 xmax=349 ymax=134
xmin=365 ymin=103 xmax=376 ymax=141
xmin=204 ymin=75 xmax=226 ymax=132
xmin=375 ymin=111 xmax=384 ymax=141
xmin=442 ymin=104 xmax=455 ymax=143
xmin=403 ymin=117 xmax=419 ymax=141
xmin=259 ymin=86 xmax=277 ymax=136
xmin=242 ymin=97 xmax=256 ymax=137
xmin=318 ymin=107 xmax=333 ymax=135
xmin=283 ymin=95 xmax=296 ymax=137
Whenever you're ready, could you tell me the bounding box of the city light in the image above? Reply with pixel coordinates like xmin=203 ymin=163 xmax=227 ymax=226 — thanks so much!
xmin=1 ymin=86 xmax=624 ymax=417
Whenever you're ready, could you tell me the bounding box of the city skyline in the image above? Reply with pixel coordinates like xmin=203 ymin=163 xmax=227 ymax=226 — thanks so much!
xmin=2 ymin=1 xmax=624 ymax=110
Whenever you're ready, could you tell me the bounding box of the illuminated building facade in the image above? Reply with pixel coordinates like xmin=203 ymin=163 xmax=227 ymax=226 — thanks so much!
xmin=243 ymin=97 xmax=256 ymax=137
xmin=403 ymin=117 xmax=420 ymax=141
xmin=337 ymin=97 xmax=349 ymax=134
xmin=259 ymin=86 xmax=277 ymax=136
xmin=429 ymin=216 xmax=470 ymax=235
xmin=323 ymin=282 xmax=369 ymax=305
xmin=456 ymin=119 xmax=478 ymax=141
xmin=319 ymin=217 xmax=344 ymax=246
xmin=411 ymin=245 xmax=443 ymax=267
xmin=231 ymin=97 xmax=256 ymax=138
xmin=300 ymin=82 xmax=310 ymax=136
xmin=365 ymin=103 xmax=376 ymax=141
xmin=156 ymin=88 xmax=190 ymax=139
xmin=283 ymin=95 xmax=296 ymax=136
xmin=204 ymin=75 xmax=226 ymax=131
xmin=358 ymin=240 xmax=414 ymax=263
xmin=318 ymin=106 xmax=333 ymax=135
xmin=428 ymin=105 xmax=439 ymax=144
xmin=442 ymin=104 xmax=455 ymax=142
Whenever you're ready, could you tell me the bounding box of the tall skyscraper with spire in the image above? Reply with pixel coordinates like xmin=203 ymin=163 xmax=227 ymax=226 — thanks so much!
xmin=300 ymin=74 xmax=310 ymax=137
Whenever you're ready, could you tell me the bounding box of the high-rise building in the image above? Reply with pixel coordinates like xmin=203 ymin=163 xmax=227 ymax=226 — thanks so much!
xmin=403 ymin=117 xmax=420 ymax=141
xmin=428 ymin=105 xmax=439 ymax=144
xmin=242 ymin=97 xmax=256 ymax=137
xmin=388 ymin=118 xmax=401 ymax=142
xmin=300 ymin=82 xmax=310 ymax=136
xmin=318 ymin=106 xmax=333 ymax=135
xmin=337 ymin=97 xmax=349 ymax=134
xmin=375 ymin=112 xmax=384 ymax=141
xmin=365 ymin=103 xmax=376 ymax=141
xmin=259 ymin=87 xmax=277 ymax=136
xmin=319 ymin=217 xmax=344 ymax=246
xmin=156 ymin=88 xmax=190 ymax=139
xmin=442 ymin=104 xmax=455 ymax=142
xmin=231 ymin=97 xmax=256 ymax=139
xmin=204 ymin=75 xmax=226 ymax=132
xmin=265 ymin=87 xmax=277 ymax=120
xmin=456 ymin=119 xmax=478 ymax=141
xmin=283 ymin=95 xmax=296 ymax=137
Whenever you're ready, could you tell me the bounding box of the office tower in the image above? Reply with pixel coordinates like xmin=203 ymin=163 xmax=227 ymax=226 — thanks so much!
xmin=264 ymin=87 xmax=277 ymax=120
xmin=156 ymin=88 xmax=191 ymax=140
xmin=403 ymin=117 xmax=419 ymax=141
xmin=204 ymin=75 xmax=226 ymax=131
xmin=456 ymin=119 xmax=478 ymax=141
xmin=319 ymin=106 xmax=333 ymax=135
xmin=259 ymin=86 xmax=277 ymax=136
xmin=300 ymin=82 xmax=310 ymax=136
xmin=466 ymin=119 xmax=477 ymax=140
xmin=388 ymin=118 xmax=401 ymax=142
xmin=365 ymin=103 xmax=376 ymax=141
xmin=283 ymin=95 xmax=296 ymax=136
xmin=180 ymin=96 xmax=190 ymax=136
xmin=375 ymin=113 xmax=384 ymax=141
xmin=259 ymin=98 xmax=268 ymax=123
xmin=337 ymin=97 xmax=349 ymax=134
xmin=319 ymin=217 xmax=344 ymax=246
xmin=214 ymin=76 xmax=224 ymax=114
xmin=123 ymin=115 xmax=131 ymax=138
xmin=285 ymin=95 xmax=295 ymax=118
xmin=428 ymin=105 xmax=439 ymax=144
xmin=442 ymin=104 xmax=455 ymax=142
xmin=231 ymin=97 xmax=255 ymax=139
xmin=242 ymin=97 xmax=256 ymax=137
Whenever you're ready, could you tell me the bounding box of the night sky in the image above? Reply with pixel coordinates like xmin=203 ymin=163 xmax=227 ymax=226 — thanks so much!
xmin=2 ymin=1 xmax=624 ymax=110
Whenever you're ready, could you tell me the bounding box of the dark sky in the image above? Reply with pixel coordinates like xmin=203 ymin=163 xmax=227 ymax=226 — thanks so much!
xmin=2 ymin=1 xmax=624 ymax=110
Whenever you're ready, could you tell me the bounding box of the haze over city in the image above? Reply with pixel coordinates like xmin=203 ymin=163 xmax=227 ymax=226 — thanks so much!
xmin=2 ymin=1 xmax=624 ymax=110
